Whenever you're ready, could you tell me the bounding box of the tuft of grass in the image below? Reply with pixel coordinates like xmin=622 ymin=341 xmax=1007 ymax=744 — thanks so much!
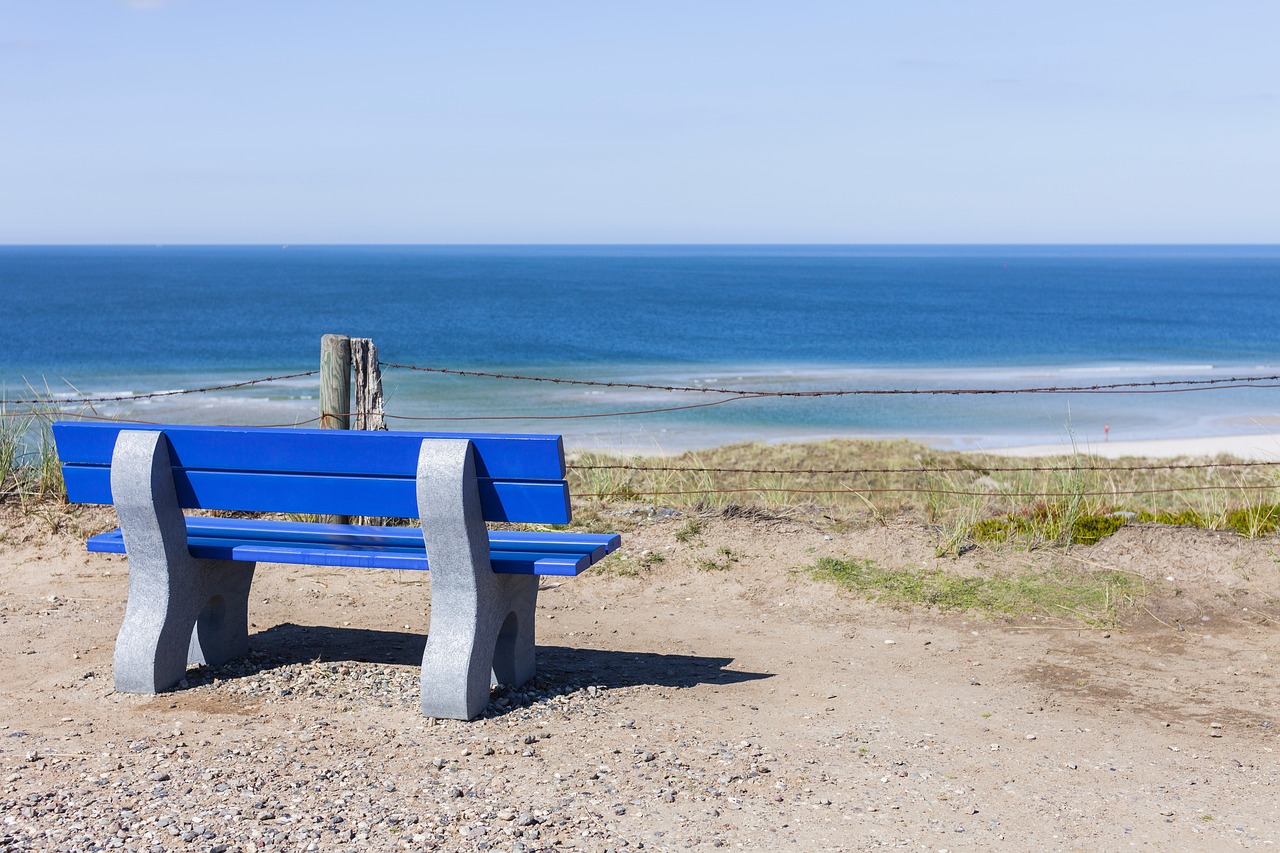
xmin=1223 ymin=503 xmax=1280 ymax=538
xmin=695 ymin=546 xmax=739 ymax=572
xmin=0 ymin=407 xmax=23 ymax=493
xmin=972 ymin=510 xmax=1128 ymax=547
xmin=674 ymin=517 xmax=704 ymax=543
xmin=1134 ymin=509 xmax=1207 ymax=527
xmin=811 ymin=556 xmax=1143 ymax=626
xmin=1 ymin=398 xmax=69 ymax=503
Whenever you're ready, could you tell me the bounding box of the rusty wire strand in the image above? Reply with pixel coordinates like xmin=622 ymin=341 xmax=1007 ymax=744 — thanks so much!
xmin=568 ymin=459 xmax=1279 ymax=475
xmin=382 ymin=362 xmax=1280 ymax=397
xmin=0 ymin=371 xmax=321 ymax=407
xmin=574 ymin=483 xmax=1280 ymax=500
xmin=380 ymin=395 xmax=762 ymax=421
xmin=6 ymin=411 xmax=325 ymax=429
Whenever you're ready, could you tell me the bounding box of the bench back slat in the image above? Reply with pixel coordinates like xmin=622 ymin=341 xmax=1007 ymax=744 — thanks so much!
xmin=53 ymin=422 xmax=572 ymax=524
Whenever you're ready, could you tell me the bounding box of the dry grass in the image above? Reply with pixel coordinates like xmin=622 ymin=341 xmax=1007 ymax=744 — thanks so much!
xmin=6 ymin=406 xmax=1277 ymax=554
xmin=568 ymin=438 xmax=1280 ymax=549
xmin=0 ymin=403 xmax=66 ymax=504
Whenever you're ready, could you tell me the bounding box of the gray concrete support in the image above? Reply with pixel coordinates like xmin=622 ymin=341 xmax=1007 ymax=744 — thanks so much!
xmin=417 ymin=439 xmax=538 ymax=720
xmin=109 ymin=430 xmax=254 ymax=694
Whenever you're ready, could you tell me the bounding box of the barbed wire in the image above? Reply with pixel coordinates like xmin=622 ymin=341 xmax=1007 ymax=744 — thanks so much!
xmin=0 ymin=411 xmax=325 ymax=429
xmin=574 ymin=483 xmax=1280 ymax=500
xmin=568 ymin=459 xmax=1279 ymax=475
xmin=382 ymin=362 xmax=1280 ymax=397
xmin=0 ymin=371 xmax=320 ymax=407
xmin=381 ymin=395 xmax=762 ymax=421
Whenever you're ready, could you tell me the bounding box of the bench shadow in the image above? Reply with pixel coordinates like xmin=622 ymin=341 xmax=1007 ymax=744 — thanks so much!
xmin=215 ymin=622 xmax=772 ymax=691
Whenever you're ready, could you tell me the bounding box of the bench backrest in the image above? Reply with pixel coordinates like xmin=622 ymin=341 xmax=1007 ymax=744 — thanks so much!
xmin=52 ymin=422 xmax=571 ymax=524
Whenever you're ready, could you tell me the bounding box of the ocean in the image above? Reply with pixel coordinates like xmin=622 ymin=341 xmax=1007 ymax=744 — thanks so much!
xmin=5 ymin=244 xmax=1279 ymax=453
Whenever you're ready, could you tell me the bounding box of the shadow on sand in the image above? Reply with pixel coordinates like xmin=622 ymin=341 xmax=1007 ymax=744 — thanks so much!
xmin=192 ymin=622 xmax=772 ymax=692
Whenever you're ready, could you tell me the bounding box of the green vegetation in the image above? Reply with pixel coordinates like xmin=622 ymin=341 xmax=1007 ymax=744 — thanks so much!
xmin=3 ymin=397 xmax=1276 ymax=557
xmin=810 ymin=556 xmax=1143 ymax=626
xmin=568 ymin=439 xmax=1280 ymax=549
xmin=695 ymin=546 xmax=739 ymax=572
xmin=971 ymin=509 xmax=1128 ymax=547
xmin=0 ymin=402 xmax=67 ymax=504
xmin=674 ymin=518 xmax=704 ymax=543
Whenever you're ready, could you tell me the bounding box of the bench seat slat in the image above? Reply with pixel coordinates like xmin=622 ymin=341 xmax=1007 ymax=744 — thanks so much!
xmin=62 ymin=465 xmax=571 ymax=524
xmin=52 ymin=422 xmax=566 ymax=480
xmin=84 ymin=518 xmax=616 ymax=577
xmin=77 ymin=515 xmax=620 ymax=554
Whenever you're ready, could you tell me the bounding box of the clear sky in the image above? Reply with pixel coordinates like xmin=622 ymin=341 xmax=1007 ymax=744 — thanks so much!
xmin=2 ymin=1 xmax=1277 ymax=243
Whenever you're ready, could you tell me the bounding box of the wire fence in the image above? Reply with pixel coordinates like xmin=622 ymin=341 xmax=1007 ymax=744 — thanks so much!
xmin=380 ymin=363 xmax=1280 ymax=396
xmin=3 ymin=360 xmax=1278 ymax=503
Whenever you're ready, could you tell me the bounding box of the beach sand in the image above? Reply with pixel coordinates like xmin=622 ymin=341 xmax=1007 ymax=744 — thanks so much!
xmin=3 ymin=495 xmax=1279 ymax=850
xmin=989 ymin=432 xmax=1280 ymax=460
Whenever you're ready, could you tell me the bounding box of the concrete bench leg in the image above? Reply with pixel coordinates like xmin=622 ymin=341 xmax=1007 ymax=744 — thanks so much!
xmin=110 ymin=431 xmax=255 ymax=694
xmin=418 ymin=440 xmax=539 ymax=720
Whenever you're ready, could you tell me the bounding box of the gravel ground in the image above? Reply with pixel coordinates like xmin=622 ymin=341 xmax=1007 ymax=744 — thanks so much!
xmin=3 ymin=503 xmax=1280 ymax=851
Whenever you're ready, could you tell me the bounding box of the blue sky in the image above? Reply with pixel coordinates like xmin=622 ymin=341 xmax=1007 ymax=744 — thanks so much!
xmin=2 ymin=1 xmax=1277 ymax=243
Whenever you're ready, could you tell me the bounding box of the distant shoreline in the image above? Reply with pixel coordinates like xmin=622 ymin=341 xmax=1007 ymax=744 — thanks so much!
xmin=985 ymin=433 xmax=1280 ymax=460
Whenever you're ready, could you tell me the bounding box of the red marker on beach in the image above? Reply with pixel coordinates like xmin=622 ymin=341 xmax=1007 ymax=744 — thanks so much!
xmin=1104 ymin=423 xmax=1110 ymax=442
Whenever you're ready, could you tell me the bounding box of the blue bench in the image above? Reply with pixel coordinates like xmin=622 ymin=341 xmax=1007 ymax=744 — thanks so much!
xmin=52 ymin=421 xmax=620 ymax=720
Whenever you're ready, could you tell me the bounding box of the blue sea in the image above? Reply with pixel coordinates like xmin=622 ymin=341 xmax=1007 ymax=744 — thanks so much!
xmin=4 ymin=245 xmax=1280 ymax=453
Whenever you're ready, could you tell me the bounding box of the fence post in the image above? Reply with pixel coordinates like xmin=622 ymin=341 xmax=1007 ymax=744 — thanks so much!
xmin=320 ymin=334 xmax=351 ymax=524
xmin=351 ymin=337 xmax=387 ymax=431
xmin=320 ymin=334 xmax=352 ymax=431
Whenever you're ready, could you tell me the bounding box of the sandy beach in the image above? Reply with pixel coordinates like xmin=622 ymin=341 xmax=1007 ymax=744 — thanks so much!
xmin=989 ymin=432 xmax=1280 ymax=460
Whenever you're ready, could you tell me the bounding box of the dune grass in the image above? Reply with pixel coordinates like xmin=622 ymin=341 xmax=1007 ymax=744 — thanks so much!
xmin=568 ymin=438 xmax=1280 ymax=550
xmin=5 ymin=396 xmax=1277 ymax=555
xmin=0 ymin=402 xmax=65 ymax=504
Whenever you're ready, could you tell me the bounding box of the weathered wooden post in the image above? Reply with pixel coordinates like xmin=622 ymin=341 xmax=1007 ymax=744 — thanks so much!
xmin=320 ymin=334 xmax=351 ymax=523
xmin=351 ymin=337 xmax=387 ymax=431
xmin=320 ymin=334 xmax=352 ymax=431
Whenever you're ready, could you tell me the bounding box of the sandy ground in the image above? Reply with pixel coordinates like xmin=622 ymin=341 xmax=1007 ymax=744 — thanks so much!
xmin=2 ymin=500 xmax=1280 ymax=851
xmin=989 ymin=433 xmax=1280 ymax=461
